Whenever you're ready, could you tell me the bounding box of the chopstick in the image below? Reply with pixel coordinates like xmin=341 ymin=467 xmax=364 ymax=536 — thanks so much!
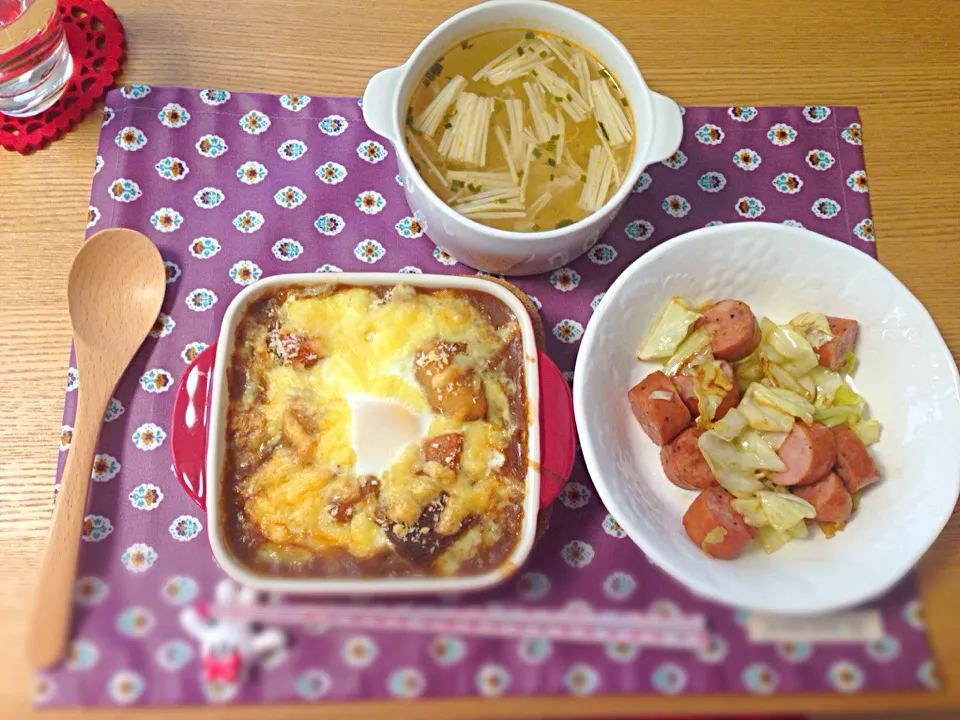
xmin=216 ymin=603 xmax=709 ymax=649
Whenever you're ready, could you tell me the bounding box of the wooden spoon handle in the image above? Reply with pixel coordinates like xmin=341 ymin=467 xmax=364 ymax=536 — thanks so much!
xmin=27 ymin=386 xmax=109 ymax=668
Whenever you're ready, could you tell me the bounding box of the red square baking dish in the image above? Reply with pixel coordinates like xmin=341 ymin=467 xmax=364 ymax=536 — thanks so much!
xmin=170 ymin=272 xmax=575 ymax=595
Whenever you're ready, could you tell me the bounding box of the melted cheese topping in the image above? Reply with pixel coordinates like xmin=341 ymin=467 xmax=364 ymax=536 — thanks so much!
xmin=226 ymin=284 xmax=527 ymax=576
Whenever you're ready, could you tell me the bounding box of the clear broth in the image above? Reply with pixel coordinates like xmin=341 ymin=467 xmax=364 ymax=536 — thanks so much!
xmin=405 ymin=29 xmax=636 ymax=232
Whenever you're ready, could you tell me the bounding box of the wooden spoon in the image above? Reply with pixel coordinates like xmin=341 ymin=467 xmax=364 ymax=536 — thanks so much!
xmin=27 ymin=228 xmax=166 ymax=668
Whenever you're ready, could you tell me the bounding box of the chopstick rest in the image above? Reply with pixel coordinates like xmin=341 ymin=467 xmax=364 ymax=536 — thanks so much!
xmin=180 ymin=580 xmax=286 ymax=703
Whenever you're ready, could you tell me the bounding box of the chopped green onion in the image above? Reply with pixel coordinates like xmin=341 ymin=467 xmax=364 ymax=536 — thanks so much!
xmin=517 ymin=47 xmax=524 ymax=56
xmin=598 ymin=121 xmax=610 ymax=141
xmin=598 ymin=68 xmax=610 ymax=78
xmin=532 ymin=148 xmax=542 ymax=158
xmin=539 ymin=51 xmax=549 ymax=59
xmin=546 ymin=158 xmax=557 ymax=166
xmin=555 ymin=218 xmax=574 ymax=228
xmin=421 ymin=61 xmax=444 ymax=88
xmin=525 ymin=31 xmax=535 ymax=39
xmin=579 ymin=173 xmax=587 ymax=182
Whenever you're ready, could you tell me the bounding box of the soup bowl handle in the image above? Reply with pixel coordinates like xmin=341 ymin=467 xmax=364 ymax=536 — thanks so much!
xmin=643 ymin=90 xmax=684 ymax=165
xmin=170 ymin=342 xmax=218 ymax=512
xmin=362 ymin=65 xmax=405 ymax=142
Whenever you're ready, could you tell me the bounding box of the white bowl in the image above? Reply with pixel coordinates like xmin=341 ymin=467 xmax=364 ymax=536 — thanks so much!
xmin=361 ymin=0 xmax=682 ymax=276
xmin=573 ymin=222 xmax=960 ymax=615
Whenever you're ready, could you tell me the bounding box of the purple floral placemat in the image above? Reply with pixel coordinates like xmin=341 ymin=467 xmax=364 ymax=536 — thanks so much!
xmin=35 ymin=85 xmax=937 ymax=707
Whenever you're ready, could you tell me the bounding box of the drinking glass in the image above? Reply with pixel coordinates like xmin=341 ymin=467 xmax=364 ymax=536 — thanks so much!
xmin=0 ymin=0 xmax=72 ymax=117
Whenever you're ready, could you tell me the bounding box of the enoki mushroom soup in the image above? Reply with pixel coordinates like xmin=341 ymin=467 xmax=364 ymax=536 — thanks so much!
xmin=404 ymin=29 xmax=636 ymax=232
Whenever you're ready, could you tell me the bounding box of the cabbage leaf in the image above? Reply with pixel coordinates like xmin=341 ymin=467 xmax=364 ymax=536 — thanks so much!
xmin=788 ymin=312 xmax=833 ymax=348
xmin=759 ymin=320 xmax=819 ymax=377
xmin=637 ymin=296 xmax=701 ymax=360
xmin=686 ymin=359 xmax=734 ymax=422
xmin=757 ymin=490 xmax=816 ymax=532
xmin=813 ymin=384 xmax=865 ymax=426
xmin=853 ymin=419 xmax=881 ymax=446
xmin=697 ymin=430 xmax=766 ymax=497
xmin=750 ymin=383 xmax=815 ymax=425
xmin=663 ymin=326 xmax=713 ymax=376
xmin=711 ymin=407 xmax=748 ymax=441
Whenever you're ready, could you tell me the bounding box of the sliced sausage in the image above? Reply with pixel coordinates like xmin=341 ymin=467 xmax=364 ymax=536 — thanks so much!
xmin=831 ymin=423 xmax=880 ymax=493
xmin=693 ymin=299 xmax=762 ymax=362
xmin=769 ymin=421 xmax=837 ymax=486
xmin=792 ymin=472 xmax=852 ymax=523
xmin=816 ymin=316 xmax=860 ymax=370
xmin=628 ymin=371 xmax=692 ymax=446
xmin=660 ymin=426 xmax=716 ymax=490
xmin=414 ymin=340 xmax=487 ymax=421
xmin=815 ymin=317 xmax=858 ymax=371
xmin=421 ymin=432 xmax=464 ymax=472
xmin=381 ymin=492 xmax=475 ymax=568
xmin=326 ymin=474 xmax=380 ymax=523
xmin=682 ymin=486 xmax=756 ymax=560
xmin=672 ymin=361 xmax=740 ymax=421
xmin=419 ymin=432 xmax=464 ymax=485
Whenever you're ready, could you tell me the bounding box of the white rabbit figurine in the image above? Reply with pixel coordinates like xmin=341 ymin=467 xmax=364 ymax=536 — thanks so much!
xmin=180 ymin=578 xmax=286 ymax=702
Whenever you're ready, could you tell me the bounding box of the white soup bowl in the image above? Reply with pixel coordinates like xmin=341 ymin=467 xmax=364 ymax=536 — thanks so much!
xmin=362 ymin=0 xmax=683 ymax=276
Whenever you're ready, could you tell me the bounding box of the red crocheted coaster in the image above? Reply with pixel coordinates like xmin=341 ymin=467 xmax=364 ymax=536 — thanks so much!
xmin=0 ymin=0 xmax=125 ymax=154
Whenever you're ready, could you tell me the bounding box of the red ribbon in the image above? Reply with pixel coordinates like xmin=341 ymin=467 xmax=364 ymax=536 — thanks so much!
xmin=202 ymin=651 xmax=242 ymax=683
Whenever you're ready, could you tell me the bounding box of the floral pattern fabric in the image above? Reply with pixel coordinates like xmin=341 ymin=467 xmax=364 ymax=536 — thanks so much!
xmin=39 ymin=87 xmax=934 ymax=707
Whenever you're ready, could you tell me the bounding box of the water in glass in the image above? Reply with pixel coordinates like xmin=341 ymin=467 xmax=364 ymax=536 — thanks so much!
xmin=0 ymin=0 xmax=72 ymax=117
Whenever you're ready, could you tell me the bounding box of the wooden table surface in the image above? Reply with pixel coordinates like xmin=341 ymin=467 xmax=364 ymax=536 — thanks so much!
xmin=1 ymin=0 xmax=958 ymax=717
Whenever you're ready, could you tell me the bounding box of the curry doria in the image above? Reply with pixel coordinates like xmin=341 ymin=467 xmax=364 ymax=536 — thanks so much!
xmin=223 ymin=283 xmax=529 ymax=577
